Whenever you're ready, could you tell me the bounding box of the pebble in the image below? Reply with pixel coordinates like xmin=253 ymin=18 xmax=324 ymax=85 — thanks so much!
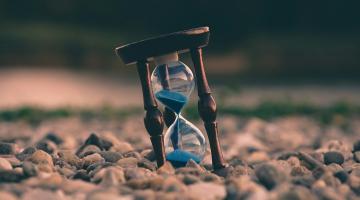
xmin=0 ymin=170 xmax=24 ymax=182
xmin=98 ymin=167 xmax=126 ymax=186
xmin=353 ymin=140 xmax=360 ymax=152
xmin=84 ymin=133 xmax=112 ymax=151
xmin=141 ymin=149 xmax=156 ymax=161
xmin=186 ymin=159 xmax=206 ymax=173
xmin=44 ymin=132 xmax=64 ymax=145
xmin=156 ymin=162 xmax=174 ymax=175
xmin=176 ymin=167 xmax=204 ymax=177
xmin=117 ymin=157 xmax=138 ymax=168
xmin=73 ymin=169 xmax=91 ymax=182
xmin=77 ymin=145 xmax=101 ymax=158
xmin=255 ymin=163 xmax=287 ymax=190
xmin=333 ymin=170 xmax=349 ymax=183
xmin=137 ymin=158 xmax=156 ymax=171
xmin=82 ymin=153 xmax=105 ymax=168
xmin=188 ymin=182 xmax=226 ymax=200
xmin=22 ymin=161 xmax=38 ymax=177
xmin=0 ymin=191 xmax=18 ymax=200
xmin=324 ymin=151 xmax=345 ymax=165
xmin=27 ymin=150 xmax=54 ymax=172
xmin=57 ymin=150 xmax=82 ymax=168
xmin=15 ymin=147 xmax=36 ymax=161
xmin=354 ymin=151 xmax=360 ymax=163
xmin=162 ymin=176 xmax=187 ymax=192
xmin=110 ymin=141 xmax=134 ymax=154
xmin=99 ymin=151 xmax=123 ymax=163
xmin=291 ymin=165 xmax=311 ymax=176
xmin=125 ymin=168 xmax=156 ymax=180
xmin=246 ymin=151 xmax=270 ymax=165
xmin=0 ymin=142 xmax=16 ymax=155
xmin=0 ymin=157 xmax=13 ymax=170
xmin=182 ymin=174 xmax=200 ymax=185
xmin=123 ymin=151 xmax=142 ymax=160
xmin=35 ymin=140 xmax=57 ymax=154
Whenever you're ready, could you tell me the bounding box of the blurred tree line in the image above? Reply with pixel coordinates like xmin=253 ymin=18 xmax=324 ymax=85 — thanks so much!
xmin=0 ymin=0 xmax=359 ymax=79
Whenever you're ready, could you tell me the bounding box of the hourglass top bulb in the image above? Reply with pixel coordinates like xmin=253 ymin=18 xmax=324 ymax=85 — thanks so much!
xmin=151 ymin=53 xmax=195 ymax=114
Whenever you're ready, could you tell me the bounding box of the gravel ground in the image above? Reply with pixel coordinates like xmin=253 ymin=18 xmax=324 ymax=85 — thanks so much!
xmin=0 ymin=115 xmax=360 ymax=200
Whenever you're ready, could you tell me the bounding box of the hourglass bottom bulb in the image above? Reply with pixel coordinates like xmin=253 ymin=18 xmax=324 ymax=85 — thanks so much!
xmin=166 ymin=149 xmax=201 ymax=167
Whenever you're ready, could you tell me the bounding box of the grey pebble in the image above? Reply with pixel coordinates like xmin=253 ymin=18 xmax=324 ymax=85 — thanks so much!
xmin=0 ymin=142 xmax=16 ymax=155
xmin=255 ymin=163 xmax=287 ymax=190
xmin=324 ymin=151 xmax=345 ymax=165
xmin=16 ymin=147 xmax=36 ymax=161
xmin=44 ymin=132 xmax=63 ymax=145
xmin=22 ymin=161 xmax=38 ymax=177
xmin=137 ymin=158 xmax=156 ymax=171
xmin=354 ymin=151 xmax=360 ymax=163
xmin=35 ymin=139 xmax=57 ymax=154
xmin=99 ymin=151 xmax=123 ymax=163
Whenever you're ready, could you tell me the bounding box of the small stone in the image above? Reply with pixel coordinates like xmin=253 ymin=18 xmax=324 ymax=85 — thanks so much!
xmin=0 ymin=142 xmax=16 ymax=155
xmin=22 ymin=189 xmax=63 ymax=200
xmin=84 ymin=133 xmax=112 ymax=150
xmin=27 ymin=150 xmax=54 ymax=172
xmin=182 ymin=174 xmax=200 ymax=185
xmin=28 ymin=150 xmax=53 ymax=166
xmin=44 ymin=132 xmax=63 ymax=145
xmin=0 ymin=191 xmax=18 ymax=200
xmin=126 ymin=176 xmax=164 ymax=190
xmin=133 ymin=189 xmax=156 ymax=200
xmin=138 ymin=158 xmax=156 ymax=171
xmin=200 ymin=172 xmax=222 ymax=183
xmin=255 ymin=163 xmax=287 ymax=190
xmin=324 ymin=151 xmax=344 ymax=165
xmin=82 ymin=153 xmax=105 ymax=169
xmin=110 ymin=141 xmax=133 ymax=154
xmin=0 ymin=170 xmax=24 ymax=182
xmin=123 ymin=151 xmax=142 ymax=160
xmin=36 ymin=140 xmax=57 ymax=154
xmin=277 ymin=186 xmax=316 ymax=200
xmin=348 ymin=175 xmax=360 ymax=195
xmin=157 ymin=162 xmax=175 ymax=175
xmin=353 ymin=140 xmax=360 ymax=152
xmin=141 ymin=149 xmax=156 ymax=161
xmin=326 ymin=163 xmax=343 ymax=173
xmin=354 ymin=151 xmax=360 ymax=163
xmin=99 ymin=151 xmax=123 ymax=163
xmin=16 ymin=147 xmax=36 ymax=161
xmin=246 ymin=151 xmax=270 ymax=165
xmin=0 ymin=157 xmax=13 ymax=170
xmin=188 ymin=182 xmax=226 ymax=200
xmin=4 ymin=156 xmax=21 ymax=167
xmin=334 ymin=170 xmax=349 ymax=183
xmin=77 ymin=145 xmax=101 ymax=158
xmin=287 ymin=156 xmax=301 ymax=167
xmin=175 ymin=167 xmax=204 ymax=176
xmin=226 ymin=176 xmax=268 ymax=200
xmin=291 ymin=165 xmax=311 ymax=176
xmin=98 ymin=167 xmax=126 ymax=186
xmin=117 ymin=157 xmax=138 ymax=168
xmin=73 ymin=170 xmax=91 ymax=182
xmin=186 ymin=159 xmax=206 ymax=173
xmin=62 ymin=179 xmax=97 ymax=194
xmin=57 ymin=150 xmax=82 ymax=168
xmin=162 ymin=176 xmax=187 ymax=192
xmin=23 ymin=161 xmax=38 ymax=177
xmin=125 ymin=168 xmax=156 ymax=180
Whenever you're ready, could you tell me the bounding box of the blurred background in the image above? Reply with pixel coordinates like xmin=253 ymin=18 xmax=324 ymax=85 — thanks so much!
xmin=1 ymin=0 xmax=360 ymax=109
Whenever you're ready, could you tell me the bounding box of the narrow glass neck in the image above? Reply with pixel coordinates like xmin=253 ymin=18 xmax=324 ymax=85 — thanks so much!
xmin=154 ymin=52 xmax=179 ymax=66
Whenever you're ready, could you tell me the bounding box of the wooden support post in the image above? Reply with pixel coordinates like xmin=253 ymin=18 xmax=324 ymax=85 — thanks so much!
xmin=136 ymin=60 xmax=166 ymax=167
xmin=190 ymin=48 xmax=226 ymax=170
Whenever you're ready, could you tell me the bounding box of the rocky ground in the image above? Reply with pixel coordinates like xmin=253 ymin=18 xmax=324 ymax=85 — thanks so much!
xmin=0 ymin=115 xmax=360 ymax=200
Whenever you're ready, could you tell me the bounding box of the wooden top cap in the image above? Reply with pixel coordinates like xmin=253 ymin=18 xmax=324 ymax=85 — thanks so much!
xmin=115 ymin=27 xmax=210 ymax=65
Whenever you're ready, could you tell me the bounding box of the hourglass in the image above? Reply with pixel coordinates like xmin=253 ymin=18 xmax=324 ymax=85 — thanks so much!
xmin=115 ymin=27 xmax=225 ymax=170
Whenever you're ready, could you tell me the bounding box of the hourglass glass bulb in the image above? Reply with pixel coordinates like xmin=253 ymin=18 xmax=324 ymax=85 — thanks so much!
xmin=151 ymin=53 xmax=207 ymax=167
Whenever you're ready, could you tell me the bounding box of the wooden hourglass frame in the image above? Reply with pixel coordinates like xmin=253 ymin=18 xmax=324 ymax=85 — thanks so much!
xmin=115 ymin=27 xmax=225 ymax=170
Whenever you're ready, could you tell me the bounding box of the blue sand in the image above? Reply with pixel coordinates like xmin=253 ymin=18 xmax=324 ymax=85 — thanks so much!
xmin=170 ymin=118 xmax=180 ymax=149
xmin=155 ymin=90 xmax=188 ymax=114
xmin=166 ymin=149 xmax=201 ymax=167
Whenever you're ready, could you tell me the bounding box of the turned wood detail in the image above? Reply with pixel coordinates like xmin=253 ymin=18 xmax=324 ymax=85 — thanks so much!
xmin=136 ymin=60 xmax=166 ymax=167
xmin=190 ymin=48 xmax=226 ymax=170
